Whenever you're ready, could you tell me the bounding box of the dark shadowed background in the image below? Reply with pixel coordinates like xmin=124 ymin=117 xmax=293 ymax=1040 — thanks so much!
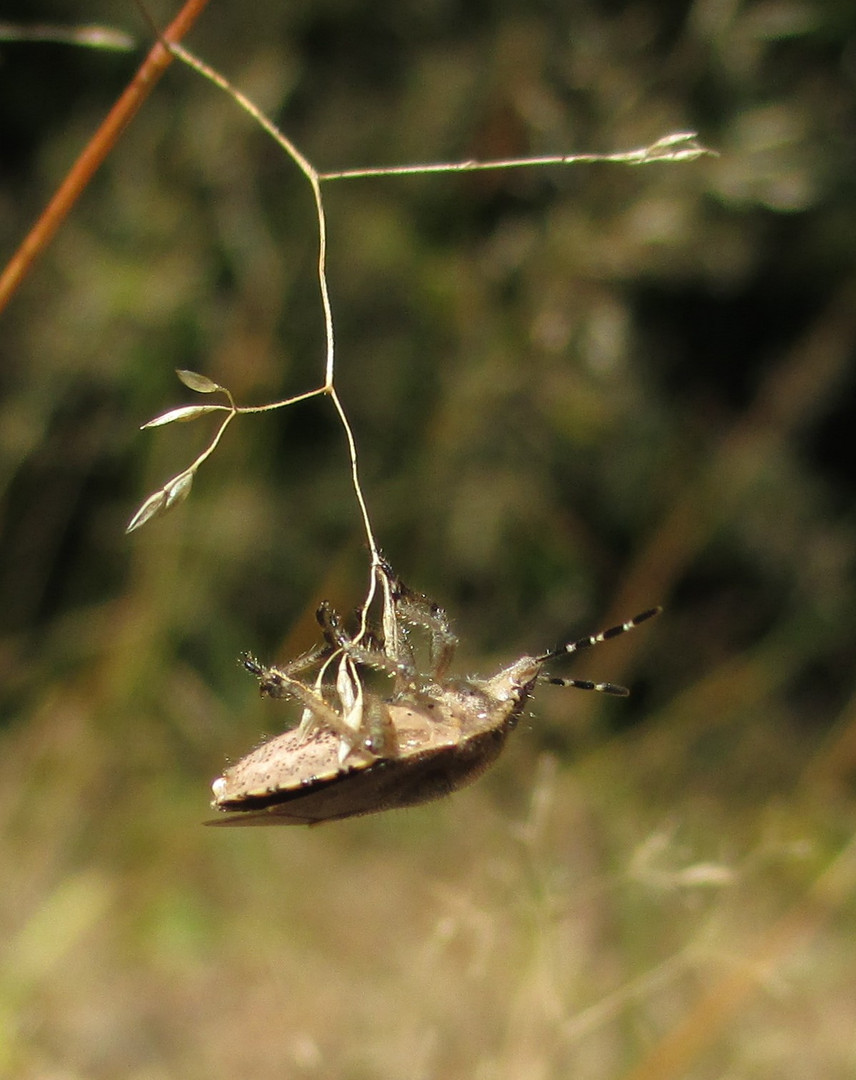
xmin=1 ymin=1 xmax=855 ymax=1077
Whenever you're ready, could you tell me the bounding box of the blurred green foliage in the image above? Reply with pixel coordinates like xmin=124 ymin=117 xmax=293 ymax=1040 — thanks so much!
xmin=1 ymin=0 xmax=856 ymax=1077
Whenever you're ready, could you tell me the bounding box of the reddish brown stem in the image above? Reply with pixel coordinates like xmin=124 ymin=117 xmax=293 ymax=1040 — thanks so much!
xmin=0 ymin=0 xmax=211 ymax=315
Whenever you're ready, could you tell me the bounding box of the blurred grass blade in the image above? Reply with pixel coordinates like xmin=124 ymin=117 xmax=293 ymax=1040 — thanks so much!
xmin=0 ymin=22 xmax=136 ymax=50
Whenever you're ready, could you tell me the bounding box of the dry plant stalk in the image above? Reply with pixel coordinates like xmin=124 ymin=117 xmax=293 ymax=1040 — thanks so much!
xmin=0 ymin=0 xmax=212 ymax=313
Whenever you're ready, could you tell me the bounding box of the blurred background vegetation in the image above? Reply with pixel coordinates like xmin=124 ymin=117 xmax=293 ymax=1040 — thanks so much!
xmin=2 ymin=0 xmax=856 ymax=1076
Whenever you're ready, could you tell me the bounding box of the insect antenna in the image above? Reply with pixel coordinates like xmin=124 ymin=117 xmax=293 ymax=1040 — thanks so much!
xmin=541 ymin=674 xmax=632 ymax=696
xmin=536 ymin=607 xmax=661 ymax=696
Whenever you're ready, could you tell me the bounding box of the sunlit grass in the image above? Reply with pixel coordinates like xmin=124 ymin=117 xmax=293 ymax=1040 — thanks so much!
xmin=2 ymin=654 xmax=855 ymax=1078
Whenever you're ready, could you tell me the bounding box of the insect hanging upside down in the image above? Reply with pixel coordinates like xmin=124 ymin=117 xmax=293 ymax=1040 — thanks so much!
xmin=208 ymin=562 xmax=660 ymax=826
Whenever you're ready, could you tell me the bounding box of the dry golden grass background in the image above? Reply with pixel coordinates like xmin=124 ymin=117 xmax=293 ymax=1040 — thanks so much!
xmin=2 ymin=0 xmax=856 ymax=1077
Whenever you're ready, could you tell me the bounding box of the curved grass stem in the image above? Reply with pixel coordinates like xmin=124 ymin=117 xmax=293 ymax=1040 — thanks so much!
xmin=72 ymin=24 xmax=711 ymax=615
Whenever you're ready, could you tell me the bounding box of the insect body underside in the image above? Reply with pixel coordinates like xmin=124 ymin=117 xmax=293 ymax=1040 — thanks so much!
xmin=208 ymin=563 xmax=658 ymax=826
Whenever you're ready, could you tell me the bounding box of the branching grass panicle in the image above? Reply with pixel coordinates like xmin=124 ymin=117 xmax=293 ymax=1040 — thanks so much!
xmin=126 ymin=33 xmax=713 ymax=639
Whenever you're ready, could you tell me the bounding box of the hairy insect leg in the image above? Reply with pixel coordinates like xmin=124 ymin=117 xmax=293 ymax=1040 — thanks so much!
xmin=316 ymin=601 xmax=349 ymax=648
xmin=376 ymin=559 xmax=458 ymax=680
xmin=241 ymin=653 xmax=363 ymax=747
xmin=363 ymin=696 xmax=399 ymax=758
xmin=317 ymin=598 xmax=419 ymax=687
xmin=375 ymin=558 xmax=414 ymax=679
xmin=242 ymin=639 xmax=333 ymax=682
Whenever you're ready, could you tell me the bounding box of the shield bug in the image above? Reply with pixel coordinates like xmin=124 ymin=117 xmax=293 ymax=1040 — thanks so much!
xmin=207 ymin=564 xmax=659 ymax=826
